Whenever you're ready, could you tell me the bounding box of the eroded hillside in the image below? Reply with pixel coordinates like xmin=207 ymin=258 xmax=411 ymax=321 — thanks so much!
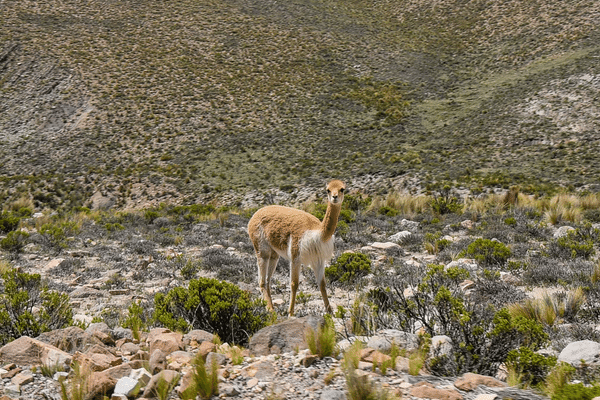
xmin=1 ymin=0 xmax=599 ymax=210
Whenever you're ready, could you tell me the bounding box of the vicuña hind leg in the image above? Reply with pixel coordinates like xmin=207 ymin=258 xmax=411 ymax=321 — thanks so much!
xmin=288 ymin=260 xmax=301 ymax=316
xmin=257 ymin=250 xmax=278 ymax=311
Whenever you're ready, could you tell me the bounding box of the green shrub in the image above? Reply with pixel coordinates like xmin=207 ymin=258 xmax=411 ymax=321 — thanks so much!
xmin=154 ymin=277 xmax=270 ymax=345
xmin=0 ymin=211 xmax=21 ymax=233
xmin=0 ymin=270 xmax=73 ymax=345
xmin=506 ymin=346 xmax=557 ymax=387
xmin=461 ymin=238 xmax=511 ymax=268
xmin=39 ymin=221 xmax=79 ymax=253
xmin=0 ymin=230 xmax=29 ymax=254
xmin=325 ymin=253 xmax=372 ymax=286
xmin=122 ymin=300 xmax=149 ymax=341
xmin=552 ymin=227 xmax=597 ymax=259
xmin=551 ymin=383 xmax=600 ymax=400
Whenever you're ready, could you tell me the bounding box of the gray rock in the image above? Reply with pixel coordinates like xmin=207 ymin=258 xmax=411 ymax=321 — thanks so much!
xmin=369 ymin=329 xmax=419 ymax=352
xmin=85 ymin=322 xmax=113 ymax=338
xmin=399 ymin=219 xmax=419 ymax=233
xmin=558 ymin=340 xmax=600 ymax=366
xmin=206 ymin=352 xmax=228 ymax=367
xmin=431 ymin=335 xmax=453 ymax=357
xmin=321 ymin=389 xmax=347 ymax=400
xmin=113 ymin=327 xmax=134 ymax=341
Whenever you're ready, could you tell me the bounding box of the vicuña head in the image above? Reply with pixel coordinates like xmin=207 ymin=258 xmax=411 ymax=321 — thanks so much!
xmin=248 ymin=179 xmax=346 ymax=316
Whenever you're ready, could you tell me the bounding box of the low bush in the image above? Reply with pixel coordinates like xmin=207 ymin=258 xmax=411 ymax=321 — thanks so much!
xmin=506 ymin=346 xmax=557 ymax=387
xmin=0 ymin=208 xmax=31 ymax=233
xmin=154 ymin=277 xmax=271 ymax=345
xmin=461 ymin=238 xmax=511 ymax=268
xmin=430 ymin=186 xmax=462 ymax=215
xmin=368 ymin=264 xmax=548 ymax=376
xmin=0 ymin=230 xmax=29 ymax=254
xmin=325 ymin=252 xmax=371 ymax=286
xmin=549 ymin=227 xmax=597 ymax=259
xmin=0 ymin=269 xmax=73 ymax=345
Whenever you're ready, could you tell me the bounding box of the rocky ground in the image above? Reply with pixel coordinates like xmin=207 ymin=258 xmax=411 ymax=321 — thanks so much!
xmin=2 ymin=202 xmax=600 ymax=399
xmin=0 ymin=320 xmax=553 ymax=400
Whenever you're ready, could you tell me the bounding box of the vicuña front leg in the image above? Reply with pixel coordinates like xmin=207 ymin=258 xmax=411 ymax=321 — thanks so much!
xmin=319 ymin=278 xmax=332 ymax=314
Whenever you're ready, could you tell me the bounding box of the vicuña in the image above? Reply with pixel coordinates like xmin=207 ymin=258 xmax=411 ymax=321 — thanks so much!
xmin=248 ymin=179 xmax=346 ymax=316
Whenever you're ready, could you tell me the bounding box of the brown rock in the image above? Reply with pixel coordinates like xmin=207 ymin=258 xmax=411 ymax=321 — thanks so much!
xmin=1 ymin=366 xmax=22 ymax=379
xmin=36 ymin=326 xmax=103 ymax=353
xmin=142 ymin=370 xmax=180 ymax=398
xmin=198 ymin=341 xmax=217 ymax=358
xmin=248 ymin=315 xmax=324 ymax=356
xmin=454 ymin=372 xmax=507 ymax=391
xmin=149 ymin=349 xmax=167 ymax=374
xmin=73 ymin=351 xmax=122 ymax=372
xmin=241 ymin=360 xmax=276 ymax=381
xmin=394 ymin=356 xmax=410 ymax=373
xmin=301 ymin=354 xmax=319 ymax=367
xmin=0 ymin=336 xmax=71 ymax=369
xmin=147 ymin=328 xmax=183 ymax=355
xmin=12 ymin=371 xmax=34 ymax=386
xmin=119 ymin=341 xmax=139 ymax=355
xmin=182 ymin=329 xmax=214 ymax=346
xmin=410 ymin=381 xmax=463 ymax=400
xmin=86 ymin=344 xmax=118 ymax=357
xmin=363 ymin=350 xmax=392 ymax=365
xmin=87 ymin=361 xmax=144 ymax=400
xmin=168 ymin=350 xmax=194 ymax=367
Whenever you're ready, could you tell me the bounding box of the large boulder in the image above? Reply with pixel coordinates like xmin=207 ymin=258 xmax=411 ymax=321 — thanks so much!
xmin=147 ymin=328 xmax=183 ymax=355
xmin=0 ymin=336 xmax=71 ymax=369
xmin=249 ymin=315 xmax=324 ymax=355
xmin=367 ymin=329 xmax=419 ymax=353
xmin=36 ymin=326 xmax=103 ymax=353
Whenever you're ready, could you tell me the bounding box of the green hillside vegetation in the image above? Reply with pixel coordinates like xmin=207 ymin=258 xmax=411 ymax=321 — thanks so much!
xmin=0 ymin=0 xmax=599 ymax=210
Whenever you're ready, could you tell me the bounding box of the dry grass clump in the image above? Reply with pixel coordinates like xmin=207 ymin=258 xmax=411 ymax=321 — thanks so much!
xmin=368 ymin=193 xmax=430 ymax=217
xmin=508 ymin=288 xmax=586 ymax=327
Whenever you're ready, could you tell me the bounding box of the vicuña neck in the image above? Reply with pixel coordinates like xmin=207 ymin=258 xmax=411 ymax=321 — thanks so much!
xmin=321 ymin=202 xmax=341 ymax=241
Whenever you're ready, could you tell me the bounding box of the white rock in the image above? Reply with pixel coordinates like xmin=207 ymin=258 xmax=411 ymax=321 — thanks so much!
xmin=114 ymin=376 xmax=142 ymax=397
xmin=558 ymin=340 xmax=600 ymax=366
xmin=370 ymin=242 xmax=400 ymax=250
xmin=129 ymin=368 xmax=152 ymax=386
xmin=388 ymin=231 xmax=412 ymax=243
xmin=554 ymin=226 xmax=575 ymax=238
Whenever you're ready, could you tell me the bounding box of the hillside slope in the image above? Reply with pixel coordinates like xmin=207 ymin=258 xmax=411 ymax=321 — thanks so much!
xmin=1 ymin=0 xmax=599 ymax=209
